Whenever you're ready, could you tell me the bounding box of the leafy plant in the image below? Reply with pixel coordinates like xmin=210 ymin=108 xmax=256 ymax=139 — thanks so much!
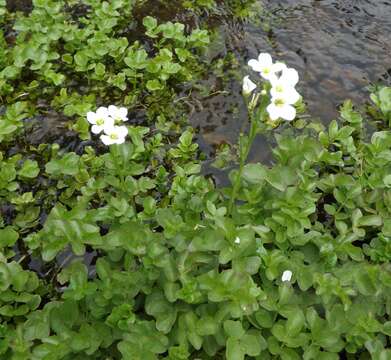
xmin=1 ymin=1 xmax=391 ymax=359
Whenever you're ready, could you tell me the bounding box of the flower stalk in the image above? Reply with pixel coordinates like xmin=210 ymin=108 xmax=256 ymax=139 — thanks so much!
xmin=228 ymin=93 xmax=268 ymax=215
xmin=228 ymin=52 xmax=301 ymax=215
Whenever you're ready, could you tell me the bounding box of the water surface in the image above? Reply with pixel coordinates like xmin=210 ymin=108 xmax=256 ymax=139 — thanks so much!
xmin=189 ymin=0 xmax=391 ymax=156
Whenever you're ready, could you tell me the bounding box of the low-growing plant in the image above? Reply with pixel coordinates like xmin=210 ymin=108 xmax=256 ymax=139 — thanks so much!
xmin=1 ymin=2 xmax=391 ymax=360
xmin=0 ymin=0 xmax=210 ymax=146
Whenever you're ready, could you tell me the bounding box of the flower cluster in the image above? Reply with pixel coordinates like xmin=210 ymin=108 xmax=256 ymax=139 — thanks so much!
xmin=87 ymin=105 xmax=129 ymax=145
xmin=243 ymin=52 xmax=301 ymax=121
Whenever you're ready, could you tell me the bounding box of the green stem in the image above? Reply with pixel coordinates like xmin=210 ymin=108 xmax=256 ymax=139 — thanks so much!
xmin=228 ymin=93 xmax=269 ymax=215
xmin=228 ymin=113 xmax=258 ymax=215
xmin=111 ymin=145 xmax=126 ymax=192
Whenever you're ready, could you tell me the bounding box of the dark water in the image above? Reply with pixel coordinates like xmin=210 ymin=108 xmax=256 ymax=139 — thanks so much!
xmin=254 ymin=0 xmax=391 ymax=120
xmin=190 ymin=0 xmax=391 ymax=157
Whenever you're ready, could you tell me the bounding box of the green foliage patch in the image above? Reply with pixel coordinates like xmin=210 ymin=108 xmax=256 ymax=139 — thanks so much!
xmin=0 ymin=1 xmax=391 ymax=359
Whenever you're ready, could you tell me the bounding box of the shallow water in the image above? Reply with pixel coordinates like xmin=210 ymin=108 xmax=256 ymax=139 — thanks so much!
xmin=190 ymin=0 xmax=391 ymax=157
xmin=256 ymin=0 xmax=391 ymax=120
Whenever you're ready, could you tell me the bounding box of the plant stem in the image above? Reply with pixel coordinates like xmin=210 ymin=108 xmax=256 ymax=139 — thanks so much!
xmin=228 ymin=113 xmax=258 ymax=215
xmin=228 ymin=92 xmax=269 ymax=215
xmin=111 ymin=145 xmax=126 ymax=192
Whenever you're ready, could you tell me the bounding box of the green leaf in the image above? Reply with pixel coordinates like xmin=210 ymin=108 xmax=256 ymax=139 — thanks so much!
xmin=124 ymin=48 xmax=148 ymax=69
xmin=45 ymin=152 xmax=80 ymax=176
xmin=0 ymin=227 xmax=19 ymax=248
xmin=23 ymin=311 xmax=50 ymax=341
xmin=226 ymin=338 xmax=244 ymax=360
xmin=223 ymin=320 xmax=245 ymax=339
xmin=358 ymin=215 xmax=383 ymax=227
xmin=255 ymin=309 xmax=274 ymax=328
xmin=241 ymin=333 xmax=262 ymax=356
xmin=146 ymin=79 xmax=163 ymax=91
xmin=143 ymin=16 xmax=158 ymax=30
xmin=18 ymin=159 xmax=40 ymax=178
xmin=265 ymin=165 xmax=297 ymax=191
xmin=340 ymin=100 xmax=363 ymax=124
xmin=0 ymin=263 xmax=11 ymax=291
xmin=196 ymin=316 xmax=218 ymax=336
xmin=145 ymin=291 xmax=177 ymax=334
xmin=242 ymin=163 xmax=266 ymax=184
xmin=285 ymin=309 xmax=305 ymax=336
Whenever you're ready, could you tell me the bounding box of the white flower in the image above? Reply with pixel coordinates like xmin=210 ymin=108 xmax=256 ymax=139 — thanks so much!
xmin=267 ymin=96 xmax=297 ymax=121
xmin=248 ymin=53 xmax=286 ymax=81
xmin=242 ymin=76 xmax=257 ymax=95
xmin=100 ymin=125 xmax=128 ymax=145
xmin=280 ymin=68 xmax=299 ymax=87
xmin=108 ymin=105 xmax=128 ymax=122
xmin=281 ymin=270 xmax=293 ymax=282
xmin=87 ymin=107 xmax=114 ymax=134
xmin=234 ymin=237 xmax=241 ymax=244
xmin=270 ymin=78 xmax=300 ymax=104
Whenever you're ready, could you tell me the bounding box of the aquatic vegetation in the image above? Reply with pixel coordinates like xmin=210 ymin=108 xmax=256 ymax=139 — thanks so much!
xmin=0 ymin=2 xmax=391 ymax=360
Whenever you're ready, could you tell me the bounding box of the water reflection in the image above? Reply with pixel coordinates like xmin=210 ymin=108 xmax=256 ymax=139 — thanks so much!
xmin=254 ymin=0 xmax=391 ymax=119
xmin=188 ymin=0 xmax=391 ymax=159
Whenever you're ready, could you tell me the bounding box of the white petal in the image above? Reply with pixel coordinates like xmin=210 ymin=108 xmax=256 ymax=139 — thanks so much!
xmin=96 ymin=107 xmax=109 ymax=117
xmin=100 ymin=134 xmax=114 ymax=145
xmin=258 ymin=53 xmax=273 ymax=67
xmin=270 ymin=85 xmax=282 ymax=99
xmin=87 ymin=112 xmax=97 ymax=124
xmin=281 ymin=270 xmax=292 ymax=282
xmin=118 ymin=107 xmax=128 ymax=120
xmin=243 ymin=75 xmax=257 ymax=94
xmin=248 ymin=59 xmax=263 ymax=72
xmin=270 ymin=86 xmax=300 ymax=104
xmin=261 ymin=71 xmax=278 ymax=82
xmin=108 ymin=105 xmax=118 ymax=117
xmin=284 ymin=88 xmax=301 ymax=104
xmin=91 ymin=124 xmax=103 ymax=134
xmin=267 ymin=103 xmax=280 ymax=120
xmin=272 ymin=62 xmax=287 ymax=73
xmin=270 ymin=79 xmax=287 ymax=95
xmin=116 ymin=125 xmax=128 ymax=138
xmin=269 ymin=77 xmax=280 ymax=87
xmin=114 ymin=136 xmax=126 ymax=145
xmin=103 ymin=117 xmax=115 ymax=132
xmin=279 ymin=104 xmax=296 ymax=121
xmin=281 ymin=68 xmax=299 ymax=86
